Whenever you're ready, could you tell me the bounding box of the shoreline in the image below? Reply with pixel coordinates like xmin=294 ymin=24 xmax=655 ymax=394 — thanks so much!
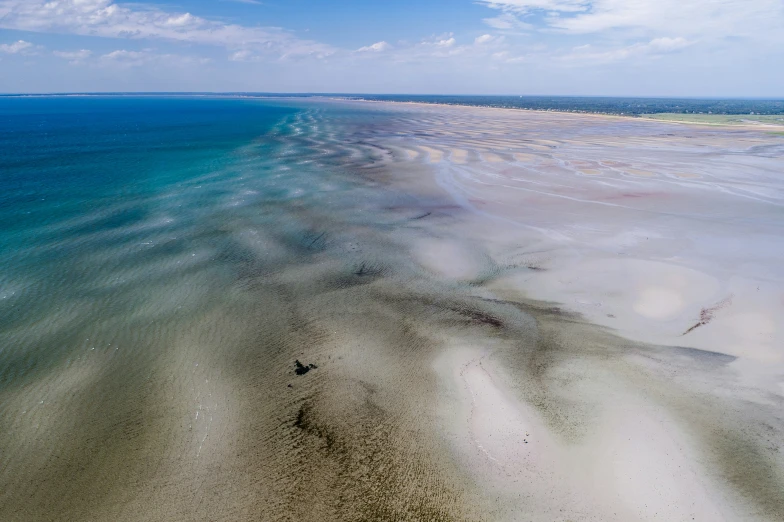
xmin=3 ymin=92 xmax=783 ymax=129
xmin=341 ymin=97 xmax=784 ymax=130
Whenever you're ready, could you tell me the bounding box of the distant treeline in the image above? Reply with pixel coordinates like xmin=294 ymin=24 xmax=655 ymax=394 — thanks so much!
xmin=347 ymin=95 xmax=784 ymax=116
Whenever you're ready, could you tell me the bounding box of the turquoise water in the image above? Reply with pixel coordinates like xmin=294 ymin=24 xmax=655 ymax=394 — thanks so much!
xmin=1 ymin=98 xmax=307 ymax=383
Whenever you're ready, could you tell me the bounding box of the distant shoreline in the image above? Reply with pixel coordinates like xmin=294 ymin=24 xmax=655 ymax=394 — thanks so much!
xmin=2 ymin=92 xmax=783 ymax=120
xmin=341 ymin=97 xmax=784 ymax=128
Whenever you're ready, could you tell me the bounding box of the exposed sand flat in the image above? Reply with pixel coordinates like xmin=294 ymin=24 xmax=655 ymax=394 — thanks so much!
xmin=342 ymin=99 xmax=784 ymax=520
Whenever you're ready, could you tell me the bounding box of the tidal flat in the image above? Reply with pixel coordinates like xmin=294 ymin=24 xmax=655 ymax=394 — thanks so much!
xmin=0 ymin=97 xmax=782 ymax=521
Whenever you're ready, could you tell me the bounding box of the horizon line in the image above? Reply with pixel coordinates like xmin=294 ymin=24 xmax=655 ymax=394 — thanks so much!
xmin=1 ymin=92 xmax=783 ymax=101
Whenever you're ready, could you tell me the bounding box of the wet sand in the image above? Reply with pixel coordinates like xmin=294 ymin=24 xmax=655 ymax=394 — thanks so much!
xmin=1 ymin=100 xmax=782 ymax=521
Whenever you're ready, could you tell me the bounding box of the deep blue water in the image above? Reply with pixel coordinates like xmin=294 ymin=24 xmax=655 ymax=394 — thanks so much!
xmin=0 ymin=97 xmax=294 ymax=246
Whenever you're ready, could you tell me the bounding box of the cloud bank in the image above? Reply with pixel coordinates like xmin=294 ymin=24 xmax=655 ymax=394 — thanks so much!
xmin=0 ymin=0 xmax=335 ymax=59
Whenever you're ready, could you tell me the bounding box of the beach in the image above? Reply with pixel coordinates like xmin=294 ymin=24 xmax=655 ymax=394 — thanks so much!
xmin=0 ymin=97 xmax=782 ymax=521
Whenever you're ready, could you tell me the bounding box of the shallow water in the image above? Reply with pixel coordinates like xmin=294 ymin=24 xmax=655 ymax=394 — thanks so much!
xmin=1 ymin=97 xmax=782 ymax=521
xmin=0 ymin=96 xmax=492 ymax=520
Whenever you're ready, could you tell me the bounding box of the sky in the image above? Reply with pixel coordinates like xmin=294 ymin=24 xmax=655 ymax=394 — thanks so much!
xmin=0 ymin=0 xmax=782 ymax=96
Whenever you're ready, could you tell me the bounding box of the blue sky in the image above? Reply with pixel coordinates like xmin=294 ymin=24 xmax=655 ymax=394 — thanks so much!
xmin=0 ymin=0 xmax=782 ymax=96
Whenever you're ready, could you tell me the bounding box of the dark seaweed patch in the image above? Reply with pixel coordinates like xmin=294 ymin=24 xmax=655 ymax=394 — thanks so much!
xmin=294 ymin=360 xmax=318 ymax=376
xmin=307 ymin=231 xmax=327 ymax=250
xmin=354 ymin=262 xmax=384 ymax=277
xmin=446 ymin=306 xmax=505 ymax=328
xmin=683 ymin=296 xmax=733 ymax=335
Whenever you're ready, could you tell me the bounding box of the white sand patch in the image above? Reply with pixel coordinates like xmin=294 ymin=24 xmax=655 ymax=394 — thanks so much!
xmin=634 ymin=286 xmax=686 ymax=319
xmin=433 ymin=343 xmax=737 ymax=521
xmin=411 ymin=237 xmax=487 ymax=281
xmin=525 ymin=257 xmax=717 ymax=321
xmin=432 ymin=344 xmax=586 ymax=517
xmin=462 ymin=355 xmax=550 ymax=473
xmin=686 ymin=285 xmax=784 ymax=364
xmin=581 ymin=402 xmax=732 ymax=521
xmin=491 ymin=256 xmax=725 ymax=344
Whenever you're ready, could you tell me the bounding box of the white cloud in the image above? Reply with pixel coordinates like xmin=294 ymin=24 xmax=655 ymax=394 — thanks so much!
xmin=229 ymin=49 xmax=258 ymax=62
xmin=474 ymin=0 xmax=784 ymax=72
xmin=481 ymin=0 xmax=784 ymax=43
xmin=372 ymin=33 xmax=517 ymax=64
xmin=551 ymin=1 xmax=779 ymax=38
xmin=563 ymin=36 xmax=692 ymax=63
xmin=475 ymin=34 xmax=494 ymax=45
xmin=0 ymin=39 xmax=34 ymax=54
xmin=99 ymin=49 xmax=209 ymax=68
xmin=475 ymin=34 xmax=506 ymax=47
xmin=647 ymin=37 xmax=691 ymax=52
xmin=53 ymin=49 xmax=92 ymax=63
xmin=100 ymin=49 xmax=150 ymax=67
xmin=483 ymin=12 xmax=532 ymax=30
xmin=357 ymin=41 xmax=391 ymax=52
xmin=481 ymin=1 xmax=588 ymax=12
xmin=0 ymin=0 xmax=335 ymax=60
xmin=413 ymin=35 xmax=463 ymax=58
